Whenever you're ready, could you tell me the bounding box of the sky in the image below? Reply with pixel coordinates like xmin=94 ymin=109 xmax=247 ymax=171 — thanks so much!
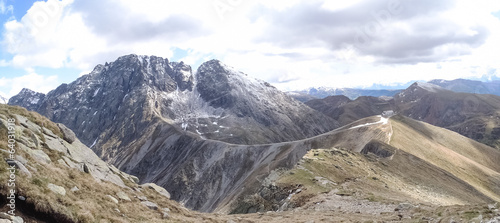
xmin=0 ymin=0 xmax=500 ymax=98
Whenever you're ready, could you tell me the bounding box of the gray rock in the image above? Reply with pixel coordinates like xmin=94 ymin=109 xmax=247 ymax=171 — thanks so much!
xmin=12 ymin=216 xmax=24 ymax=223
xmin=141 ymin=201 xmax=159 ymax=210
xmin=6 ymin=159 xmax=32 ymax=178
xmin=141 ymin=183 xmax=171 ymax=199
xmin=57 ymin=159 xmax=70 ymax=168
xmin=162 ymin=211 xmax=170 ymax=219
xmin=57 ymin=123 xmax=76 ymax=144
xmin=19 ymin=144 xmax=51 ymax=164
xmin=13 ymin=114 xmax=40 ymax=133
xmin=15 ymin=155 xmax=28 ymax=165
xmin=395 ymin=203 xmax=413 ymax=211
xmin=130 ymin=175 xmax=140 ymax=184
xmin=44 ymin=137 xmax=67 ymax=153
xmin=137 ymin=196 xmax=148 ymax=201
xmin=116 ymin=191 xmax=131 ymax=201
xmin=42 ymin=127 xmax=57 ymax=139
xmin=0 ymin=219 xmax=10 ymax=223
xmin=105 ymin=195 xmax=119 ymax=204
xmin=70 ymin=186 xmax=79 ymax=192
xmin=48 ymin=183 xmax=66 ymax=196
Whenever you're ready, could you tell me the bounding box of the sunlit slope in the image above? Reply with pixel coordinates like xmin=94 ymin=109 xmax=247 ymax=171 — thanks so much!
xmin=389 ymin=115 xmax=500 ymax=202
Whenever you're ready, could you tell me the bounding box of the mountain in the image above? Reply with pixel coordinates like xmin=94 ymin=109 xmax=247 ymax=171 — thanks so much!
xmin=8 ymin=54 xmax=338 ymax=212
xmin=393 ymin=82 xmax=500 ymax=149
xmin=3 ymin=104 xmax=499 ymax=223
xmin=305 ymin=95 xmax=394 ymax=126
xmin=288 ymin=87 xmax=402 ymax=101
xmin=429 ymin=78 xmax=500 ymax=95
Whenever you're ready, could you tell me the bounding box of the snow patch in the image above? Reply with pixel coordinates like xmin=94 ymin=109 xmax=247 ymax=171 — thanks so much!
xmin=29 ymin=97 xmax=40 ymax=104
xmin=90 ymin=137 xmax=98 ymax=148
xmin=416 ymin=82 xmax=443 ymax=93
xmin=93 ymin=88 xmax=100 ymax=97
xmin=349 ymin=116 xmax=388 ymax=129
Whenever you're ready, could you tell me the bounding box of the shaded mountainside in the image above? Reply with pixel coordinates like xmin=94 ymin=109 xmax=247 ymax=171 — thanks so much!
xmin=394 ymin=82 xmax=500 ymax=150
xmin=305 ymin=95 xmax=394 ymax=126
xmin=8 ymin=55 xmax=338 ymax=212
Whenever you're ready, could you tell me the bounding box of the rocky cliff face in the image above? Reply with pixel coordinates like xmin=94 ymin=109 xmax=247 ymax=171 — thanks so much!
xmin=0 ymin=105 xmax=184 ymax=222
xmin=8 ymin=54 xmax=338 ymax=212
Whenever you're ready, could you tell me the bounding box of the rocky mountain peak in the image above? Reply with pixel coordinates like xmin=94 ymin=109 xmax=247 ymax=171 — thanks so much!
xmin=8 ymin=88 xmax=45 ymax=110
xmin=395 ymin=82 xmax=448 ymax=104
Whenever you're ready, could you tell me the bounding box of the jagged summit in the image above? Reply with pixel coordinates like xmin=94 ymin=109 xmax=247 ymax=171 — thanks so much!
xmin=413 ymin=81 xmax=448 ymax=93
xmin=8 ymin=88 xmax=45 ymax=110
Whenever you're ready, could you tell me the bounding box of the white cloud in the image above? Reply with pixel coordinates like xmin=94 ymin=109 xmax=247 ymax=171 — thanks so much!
xmin=0 ymin=0 xmax=13 ymax=15
xmin=0 ymin=68 xmax=59 ymax=97
xmin=1 ymin=0 xmax=500 ymax=94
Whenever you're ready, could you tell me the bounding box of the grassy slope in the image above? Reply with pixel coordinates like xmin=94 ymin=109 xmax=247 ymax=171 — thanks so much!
xmin=390 ymin=115 xmax=500 ymax=202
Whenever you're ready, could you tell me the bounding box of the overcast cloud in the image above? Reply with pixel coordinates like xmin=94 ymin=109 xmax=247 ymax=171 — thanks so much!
xmin=0 ymin=0 xmax=500 ymax=97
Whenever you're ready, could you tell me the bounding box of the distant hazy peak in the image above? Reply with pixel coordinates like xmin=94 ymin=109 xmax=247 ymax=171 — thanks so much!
xmin=414 ymin=82 xmax=447 ymax=93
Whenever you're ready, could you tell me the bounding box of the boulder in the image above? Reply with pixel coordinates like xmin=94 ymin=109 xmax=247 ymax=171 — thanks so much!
xmin=6 ymin=159 xmax=32 ymax=178
xmin=141 ymin=183 xmax=171 ymax=199
xmin=57 ymin=123 xmax=76 ymax=144
xmin=19 ymin=144 xmax=51 ymax=164
xmin=141 ymin=201 xmax=159 ymax=210
xmin=116 ymin=191 xmax=131 ymax=201
xmin=105 ymin=195 xmax=119 ymax=204
xmin=12 ymin=216 xmax=24 ymax=223
xmin=70 ymin=186 xmax=80 ymax=192
xmin=48 ymin=183 xmax=66 ymax=196
xmin=394 ymin=203 xmax=414 ymax=211
xmin=162 ymin=208 xmax=171 ymax=219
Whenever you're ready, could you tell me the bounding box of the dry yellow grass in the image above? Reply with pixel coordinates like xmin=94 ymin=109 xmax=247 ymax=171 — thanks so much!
xmin=390 ymin=115 xmax=500 ymax=202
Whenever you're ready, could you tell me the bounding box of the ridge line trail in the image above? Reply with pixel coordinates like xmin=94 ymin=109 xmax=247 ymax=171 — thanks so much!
xmin=348 ymin=115 xmax=393 ymax=144
xmin=348 ymin=115 xmax=388 ymax=130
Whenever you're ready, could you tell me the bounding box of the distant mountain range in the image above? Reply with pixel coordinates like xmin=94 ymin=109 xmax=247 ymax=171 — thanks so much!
xmin=289 ymin=78 xmax=500 ymax=102
xmin=287 ymin=87 xmax=402 ymax=102
xmin=429 ymin=78 xmax=500 ymax=95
